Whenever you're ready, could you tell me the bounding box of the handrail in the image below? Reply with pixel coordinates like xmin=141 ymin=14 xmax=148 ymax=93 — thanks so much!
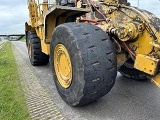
xmin=28 ymin=0 xmax=55 ymax=27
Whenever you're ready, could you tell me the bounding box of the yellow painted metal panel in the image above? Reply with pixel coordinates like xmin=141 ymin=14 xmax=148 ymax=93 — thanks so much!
xmin=129 ymin=30 xmax=153 ymax=55
xmin=134 ymin=54 xmax=159 ymax=75
xmin=41 ymin=40 xmax=50 ymax=55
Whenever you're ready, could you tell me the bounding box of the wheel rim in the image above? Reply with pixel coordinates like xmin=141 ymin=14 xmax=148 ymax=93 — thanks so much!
xmin=54 ymin=44 xmax=72 ymax=88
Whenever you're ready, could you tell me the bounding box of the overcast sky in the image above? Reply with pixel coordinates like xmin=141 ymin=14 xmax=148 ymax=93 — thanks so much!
xmin=0 ymin=0 xmax=159 ymax=34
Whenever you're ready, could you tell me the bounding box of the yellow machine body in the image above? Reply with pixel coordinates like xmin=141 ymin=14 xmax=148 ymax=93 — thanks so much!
xmin=26 ymin=0 xmax=88 ymax=54
xmin=26 ymin=0 xmax=160 ymax=87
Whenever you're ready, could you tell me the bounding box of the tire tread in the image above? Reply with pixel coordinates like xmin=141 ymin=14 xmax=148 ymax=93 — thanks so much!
xmin=27 ymin=31 xmax=49 ymax=66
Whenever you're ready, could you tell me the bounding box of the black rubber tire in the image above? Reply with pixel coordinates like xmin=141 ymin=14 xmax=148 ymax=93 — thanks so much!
xmin=119 ymin=59 xmax=147 ymax=80
xmin=50 ymin=23 xmax=117 ymax=106
xmin=27 ymin=31 xmax=49 ymax=66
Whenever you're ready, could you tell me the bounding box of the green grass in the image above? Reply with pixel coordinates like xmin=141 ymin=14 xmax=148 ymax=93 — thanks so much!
xmin=20 ymin=37 xmax=26 ymax=42
xmin=0 ymin=42 xmax=30 ymax=120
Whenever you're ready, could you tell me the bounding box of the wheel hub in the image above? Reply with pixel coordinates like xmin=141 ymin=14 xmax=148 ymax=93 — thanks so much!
xmin=54 ymin=44 xmax=72 ymax=88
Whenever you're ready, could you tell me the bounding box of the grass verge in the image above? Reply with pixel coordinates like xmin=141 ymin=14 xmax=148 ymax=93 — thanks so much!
xmin=0 ymin=42 xmax=30 ymax=120
xmin=20 ymin=37 xmax=26 ymax=42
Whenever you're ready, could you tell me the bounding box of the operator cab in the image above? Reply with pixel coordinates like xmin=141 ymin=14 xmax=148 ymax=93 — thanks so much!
xmin=56 ymin=0 xmax=75 ymax=6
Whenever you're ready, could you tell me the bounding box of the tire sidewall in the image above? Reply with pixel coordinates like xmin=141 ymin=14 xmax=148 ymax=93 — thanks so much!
xmin=27 ymin=31 xmax=49 ymax=66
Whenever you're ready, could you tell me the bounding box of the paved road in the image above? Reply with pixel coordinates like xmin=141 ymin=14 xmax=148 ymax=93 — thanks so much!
xmin=12 ymin=41 xmax=160 ymax=120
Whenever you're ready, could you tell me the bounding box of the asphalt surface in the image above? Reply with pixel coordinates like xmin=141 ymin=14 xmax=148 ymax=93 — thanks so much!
xmin=12 ymin=41 xmax=160 ymax=120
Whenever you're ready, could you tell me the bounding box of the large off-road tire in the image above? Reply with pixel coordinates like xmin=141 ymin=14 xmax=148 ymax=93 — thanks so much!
xmin=119 ymin=59 xmax=147 ymax=80
xmin=27 ymin=31 xmax=49 ymax=66
xmin=50 ymin=23 xmax=117 ymax=106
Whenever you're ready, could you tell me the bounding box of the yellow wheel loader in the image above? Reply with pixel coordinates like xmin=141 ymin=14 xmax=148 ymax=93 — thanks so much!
xmin=25 ymin=0 xmax=160 ymax=106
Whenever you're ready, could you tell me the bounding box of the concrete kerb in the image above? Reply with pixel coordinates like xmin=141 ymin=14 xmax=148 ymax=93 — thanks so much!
xmin=12 ymin=44 xmax=66 ymax=120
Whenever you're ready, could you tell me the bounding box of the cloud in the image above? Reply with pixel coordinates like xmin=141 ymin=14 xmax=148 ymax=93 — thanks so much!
xmin=128 ymin=0 xmax=160 ymax=17
xmin=0 ymin=0 xmax=28 ymax=34
xmin=0 ymin=0 xmax=160 ymax=34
